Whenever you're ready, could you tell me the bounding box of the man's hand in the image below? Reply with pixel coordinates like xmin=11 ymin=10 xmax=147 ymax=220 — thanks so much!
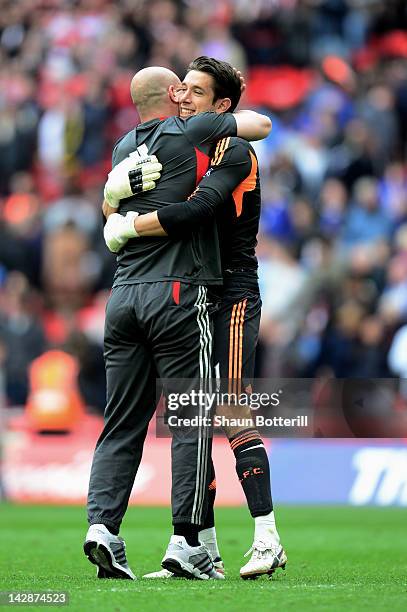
xmin=104 ymin=211 xmax=140 ymax=253
xmin=234 ymin=69 xmax=246 ymax=94
xmin=104 ymin=154 xmax=162 ymax=209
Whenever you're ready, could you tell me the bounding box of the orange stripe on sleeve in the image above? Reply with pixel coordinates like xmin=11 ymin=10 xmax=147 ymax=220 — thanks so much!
xmin=213 ymin=137 xmax=230 ymax=165
xmin=232 ymin=150 xmax=258 ymax=217
xmin=212 ymin=137 xmax=230 ymax=166
xmin=212 ymin=140 xmax=222 ymax=165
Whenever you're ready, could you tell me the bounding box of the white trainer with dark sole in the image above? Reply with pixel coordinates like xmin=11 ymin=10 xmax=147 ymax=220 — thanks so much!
xmin=240 ymin=541 xmax=287 ymax=580
xmin=84 ymin=524 xmax=136 ymax=580
xmin=143 ymin=557 xmax=225 ymax=579
xmin=161 ymin=536 xmax=224 ymax=580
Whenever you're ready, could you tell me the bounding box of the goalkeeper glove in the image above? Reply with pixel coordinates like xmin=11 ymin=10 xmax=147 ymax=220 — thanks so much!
xmin=104 ymin=211 xmax=140 ymax=253
xmin=104 ymin=154 xmax=162 ymax=208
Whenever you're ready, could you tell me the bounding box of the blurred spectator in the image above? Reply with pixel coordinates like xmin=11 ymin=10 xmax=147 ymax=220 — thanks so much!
xmin=258 ymin=236 xmax=308 ymax=366
xmin=41 ymin=221 xmax=94 ymax=312
xmin=352 ymin=315 xmax=390 ymax=378
xmin=326 ymin=119 xmax=375 ymax=190
xmin=77 ymin=74 xmax=110 ymax=166
xmin=359 ymin=85 xmax=398 ymax=172
xmin=43 ymin=175 xmax=99 ymax=236
xmin=0 ymin=272 xmax=45 ymax=405
xmin=318 ymin=177 xmax=347 ymax=237
xmin=340 ymin=177 xmax=392 ymax=249
xmin=379 ymin=162 xmax=407 ymax=224
xmin=290 ymin=195 xmax=317 ymax=249
xmin=0 ymin=69 xmax=38 ymax=194
xmin=314 ymin=300 xmax=366 ymax=378
xmin=378 ymin=255 xmax=407 ymax=325
xmin=0 ymin=171 xmax=42 ymax=286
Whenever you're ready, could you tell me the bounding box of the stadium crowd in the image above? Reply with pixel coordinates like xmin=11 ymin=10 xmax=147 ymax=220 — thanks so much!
xmin=0 ymin=0 xmax=407 ymax=411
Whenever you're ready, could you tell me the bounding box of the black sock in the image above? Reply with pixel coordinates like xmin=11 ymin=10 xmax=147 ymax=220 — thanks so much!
xmin=174 ymin=523 xmax=200 ymax=547
xmin=201 ymin=461 xmax=216 ymax=530
xmin=230 ymin=428 xmax=273 ymax=518
xmin=102 ymin=523 xmax=119 ymax=536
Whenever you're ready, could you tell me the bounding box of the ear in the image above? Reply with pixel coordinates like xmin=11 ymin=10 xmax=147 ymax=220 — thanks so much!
xmin=214 ymin=97 xmax=232 ymax=113
xmin=168 ymin=85 xmax=180 ymax=103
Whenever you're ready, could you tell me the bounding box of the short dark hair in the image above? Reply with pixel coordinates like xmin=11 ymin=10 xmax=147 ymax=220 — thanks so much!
xmin=187 ymin=56 xmax=241 ymax=112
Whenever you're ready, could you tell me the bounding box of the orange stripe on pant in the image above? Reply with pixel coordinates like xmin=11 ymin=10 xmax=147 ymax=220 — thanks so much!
xmin=232 ymin=301 xmax=243 ymax=394
xmin=237 ymin=299 xmax=247 ymax=394
xmin=228 ymin=304 xmax=238 ymax=395
xmin=227 ymin=300 xmax=247 ymax=396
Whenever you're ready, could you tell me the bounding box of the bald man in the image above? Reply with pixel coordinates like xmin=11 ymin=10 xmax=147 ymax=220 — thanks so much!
xmin=84 ymin=66 xmax=271 ymax=581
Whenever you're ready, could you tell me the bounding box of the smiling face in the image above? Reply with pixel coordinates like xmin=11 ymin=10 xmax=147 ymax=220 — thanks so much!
xmin=175 ymin=69 xmax=231 ymax=117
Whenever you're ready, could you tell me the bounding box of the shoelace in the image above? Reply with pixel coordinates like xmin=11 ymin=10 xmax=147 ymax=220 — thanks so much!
xmin=201 ymin=545 xmax=225 ymax=574
xmin=201 ymin=544 xmax=215 ymax=561
xmin=244 ymin=542 xmax=280 ymax=561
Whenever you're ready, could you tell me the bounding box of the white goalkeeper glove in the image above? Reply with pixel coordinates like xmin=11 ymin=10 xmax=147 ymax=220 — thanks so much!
xmin=104 ymin=211 xmax=140 ymax=253
xmin=104 ymin=154 xmax=162 ymax=209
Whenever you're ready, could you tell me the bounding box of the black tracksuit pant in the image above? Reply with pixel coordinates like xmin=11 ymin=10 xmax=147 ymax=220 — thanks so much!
xmin=87 ymin=281 xmax=213 ymax=533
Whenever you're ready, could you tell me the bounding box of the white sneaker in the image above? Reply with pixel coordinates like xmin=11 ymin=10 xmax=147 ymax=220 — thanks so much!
xmin=84 ymin=524 xmax=136 ymax=580
xmin=240 ymin=541 xmax=287 ymax=580
xmin=143 ymin=557 xmax=225 ymax=579
xmin=161 ymin=536 xmax=225 ymax=580
xmin=143 ymin=568 xmax=175 ymax=579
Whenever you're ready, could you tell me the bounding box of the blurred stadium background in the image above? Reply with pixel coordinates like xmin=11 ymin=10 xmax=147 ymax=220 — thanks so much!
xmin=1 ymin=0 xmax=407 ymax=509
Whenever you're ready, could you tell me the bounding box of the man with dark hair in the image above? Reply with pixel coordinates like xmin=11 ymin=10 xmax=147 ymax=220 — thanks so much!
xmin=105 ymin=57 xmax=286 ymax=580
xmin=186 ymin=56 xmax=242 ymax=113
xmin=84 ymin=65 xmax=271 ymax=581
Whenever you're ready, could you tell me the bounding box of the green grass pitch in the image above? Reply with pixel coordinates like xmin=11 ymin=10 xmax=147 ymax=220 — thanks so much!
xmin=0 ymin=504 xmax=406 ymax=611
